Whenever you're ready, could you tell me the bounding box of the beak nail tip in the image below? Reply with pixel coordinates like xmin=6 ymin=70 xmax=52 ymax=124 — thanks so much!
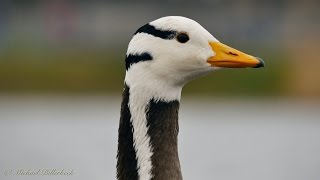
xmin=254 ymin=57 xmax=265 ymax=68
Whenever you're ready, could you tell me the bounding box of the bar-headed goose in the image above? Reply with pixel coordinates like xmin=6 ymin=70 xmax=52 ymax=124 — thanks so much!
xmin=117 ymin=16 xmax=264 ymax=180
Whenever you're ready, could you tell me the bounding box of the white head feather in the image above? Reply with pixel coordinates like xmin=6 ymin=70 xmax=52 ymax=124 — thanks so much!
xmin=125 ymin=16 xmax=220 ymax=101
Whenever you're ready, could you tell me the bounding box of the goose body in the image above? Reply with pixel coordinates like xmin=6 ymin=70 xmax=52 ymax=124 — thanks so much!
xmin=117 ymin=16 xmax=264 ymax=180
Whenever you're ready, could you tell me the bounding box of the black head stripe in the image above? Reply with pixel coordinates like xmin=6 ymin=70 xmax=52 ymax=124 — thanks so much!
xmin=126 ymin=53 xmax=153 ymax=70
xmin=134 ymin=23 xmax=177 ymax=40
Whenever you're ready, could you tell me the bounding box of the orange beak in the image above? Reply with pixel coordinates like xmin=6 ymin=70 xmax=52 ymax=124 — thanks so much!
xmin=207 ymin=42 xmax=264 ymax=68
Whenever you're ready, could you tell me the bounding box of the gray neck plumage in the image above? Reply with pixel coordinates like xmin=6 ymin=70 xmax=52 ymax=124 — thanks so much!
xmin=117 ymin=84 xmax=182 ymax=180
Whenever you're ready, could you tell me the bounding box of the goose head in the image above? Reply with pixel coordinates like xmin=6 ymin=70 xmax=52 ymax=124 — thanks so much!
xmin=125 ymin=16 xmax=264 ymax=99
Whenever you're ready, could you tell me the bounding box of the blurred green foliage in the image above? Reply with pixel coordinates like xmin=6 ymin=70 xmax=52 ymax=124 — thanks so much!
xmin=0 ymin=46 xmax=288 ymax=96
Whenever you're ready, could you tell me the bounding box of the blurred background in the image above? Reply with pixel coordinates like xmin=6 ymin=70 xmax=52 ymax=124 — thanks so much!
xmin=1 ymin=0 xmax=320 ymax=180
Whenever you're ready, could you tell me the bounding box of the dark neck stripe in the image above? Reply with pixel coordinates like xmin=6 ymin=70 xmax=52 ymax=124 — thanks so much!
xmin=117 ymin=84 xmax=139 ymax=180
xmin=126 ymin=52 xmax=153 ymax=70
xmin=146 ymin=99 xmax=182 ymax=179
xmin=134 ymin=23 xmax=177 ymax=40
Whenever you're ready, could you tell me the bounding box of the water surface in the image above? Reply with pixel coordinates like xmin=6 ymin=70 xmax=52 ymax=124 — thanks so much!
xmin=0 ymin=96 xmax=319 ymax=180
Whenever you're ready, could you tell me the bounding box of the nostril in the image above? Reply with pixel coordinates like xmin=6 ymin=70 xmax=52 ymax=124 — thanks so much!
xmin=228 ymin=52 xmax=239 ymax=56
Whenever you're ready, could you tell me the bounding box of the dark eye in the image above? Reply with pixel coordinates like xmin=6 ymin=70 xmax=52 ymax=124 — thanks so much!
xmin=176 ymin=33 xmax=189 ymax=43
